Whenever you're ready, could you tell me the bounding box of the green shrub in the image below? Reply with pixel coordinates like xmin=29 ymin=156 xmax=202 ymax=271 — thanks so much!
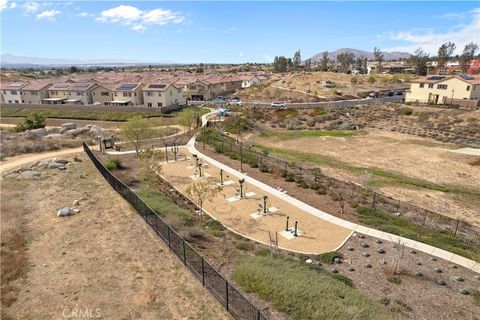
xmin=235 ymin=240 xmax=253 ymax=251
xmin=318 ymin=251 xmax=343 ymax=264
xmin=259 ymin=164 xmax=270 ymax=173
xmin=104 ymin=156 xmax=122 ymax=170
xmin=204 ymin=219 xmax=225 ymax=237
xmin=330 ymin=273 xmax=353 ymax=287
xmin=473 ymin=290 xmax=480 ymax=305
xmin=387 ymin=276 xmax=401 ymax=284
xmin=14 ymin=113 xmax=46 ymax=132
xmin=285 ymin=172 xmax=296 ymax=182
xmin=399 ymin=107 xmax=413 ymax=115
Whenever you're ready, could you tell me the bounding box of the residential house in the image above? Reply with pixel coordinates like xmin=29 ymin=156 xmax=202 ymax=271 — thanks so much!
xmin=405 ymin=75 xmax=480 ymax=107
xmin=142 ymin=83 xmax=186 ymax=110
xmin=241 ymin=75 xmax=263 ymax=88
xmin=108 ymin=83 xmax=144 ymax=106
xmin=20 ymin=81 xmax=52 ymax=104
xmin=43 ymin=82 xmax=97 ymax=105
xmin=91 ymin=84 xmax=115 ymax=105
xmin=1 ymin=82 xmax=29 ymax=104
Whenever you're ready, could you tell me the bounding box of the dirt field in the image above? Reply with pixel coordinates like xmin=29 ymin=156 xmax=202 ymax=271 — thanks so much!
xmin=236 ymin=72 xmax=410 ymax=103
xmin=253 ymin=129 xmax=480 ymax=226
xmin=1 ymin=155 xmax=230 ymax=320
xmin=160 ymin=148 xmax=352 ymax=254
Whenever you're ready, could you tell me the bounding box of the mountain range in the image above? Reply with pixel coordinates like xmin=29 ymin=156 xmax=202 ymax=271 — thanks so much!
xmin=309 ymin=48 xmax=412 ymax=62
xmin=0 ymin=53 xmax=173 ymax=67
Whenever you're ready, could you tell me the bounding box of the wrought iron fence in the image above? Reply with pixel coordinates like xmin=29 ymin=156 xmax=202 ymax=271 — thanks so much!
xmin=199 ymin=131 xmax=480 ymax=245
xmin=83 ymin=142 xmax=268 ymax=320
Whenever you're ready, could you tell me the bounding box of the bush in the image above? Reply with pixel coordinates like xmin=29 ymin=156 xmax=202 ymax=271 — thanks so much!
xmin=473 ymin=290 xmax=480 ymax=305
xmin=104 ymin=156 xmax=122 ymax=170
xmin=330 ymin=273 xmax=353 ymax=287
xmin=235 ymin=240 xmax=253 ymax=251
xmin=399 ymin=107 xmax=413 ymax=115
xmin=315 ymin=186 xmax=327 ymax=195
xmin=285 ymin=172 xmax=296 ymax=182
xmin=204 ymin=219 xmax=225 ymax=237
xmin=259 ymin=164 xmax=270 ymax=173
xmin=14 ymin=113 xmax=46 ymax=132
xmin=318 ymin=251 xmax=343 ymax=264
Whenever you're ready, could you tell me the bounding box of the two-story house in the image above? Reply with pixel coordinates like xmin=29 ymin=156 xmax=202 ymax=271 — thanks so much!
xmin=142 ymin=83 xmax=186 ymax=110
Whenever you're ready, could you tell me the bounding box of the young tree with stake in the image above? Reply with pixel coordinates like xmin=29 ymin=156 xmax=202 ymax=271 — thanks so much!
xmin=186 ymin=177 xmax=222 ymax=220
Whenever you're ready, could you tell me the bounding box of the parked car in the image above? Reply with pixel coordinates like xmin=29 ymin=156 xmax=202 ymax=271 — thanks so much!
xmin=386 ymin=91 xmax=395 ymax=97
xmin=271 ymin=101 xmax=286 ymax=108
xmin=395 ymin=91 xmax=404 ymax=96
xmin=227 ymin=99 xmax=244 ymax=106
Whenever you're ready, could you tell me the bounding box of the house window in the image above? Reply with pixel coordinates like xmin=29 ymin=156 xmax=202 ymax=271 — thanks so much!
xmin=93 ymin=92 xmax=96 ymax=96
xmin=123 ymin=92 xmax=132 ymax=97
xmin=157 ymin=102 xmax=162 ymax=107
xmin=147 ymin=102 xmax=152 ymax=107
xmin=437 ymin=84 xmax=448 ymax=90
xmin=419 ymin=83 xmax=425 ymax=88
xmin=31 ymin=91 xmax=38 ymax=96
xmin=11 ymin=90 xmax=17 ymax=94
xmin=101 ymin=92 xmax=109 ymax=96
xmin=428 ymin=84 xmax=433 ymax=88
xmin=147 ymin=92 xmax=154 ymax=96
xmin=466 ymin=85 xmax=471 ymax=91
xmin=170 ymin=90 xmax=172 ymax=96
xmin=76 ymin=91 xmax=84 ymax=96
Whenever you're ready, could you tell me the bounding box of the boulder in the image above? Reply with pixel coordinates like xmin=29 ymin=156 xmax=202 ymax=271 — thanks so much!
xmin=89 ymin=125 xmax=102 ymax=136
xmin=65 ymin=127 xmax=89 ymax=136
xmin=28 ymin=128 xmax=48 ymax=137
xmin=3 ymin=172 xmax=19 ymax=179
xmin=46 ymin=126 xmax=60 ymax=134
xmin=16 ymin=170 xmax=41 ymax=180
xmin=45 ymin=134 xmax=64 ymax=139
xmin=61 ymin=123 xmax=76 ymax=130
xmin=31 ymin=160 xmax=47 ymax=169
xmin=48 ymin=161 xmax=67 ymax=170
xmin=57 ymin=207 xmax=76 ymax=217
xmin=52 ymin=158 xmax=68 ymax=164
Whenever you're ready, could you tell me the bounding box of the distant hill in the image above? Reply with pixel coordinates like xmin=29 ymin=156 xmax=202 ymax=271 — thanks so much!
xmin=309 ymin=48 xmax=412 ymax=62
xmin=0 ymin=53 xmax=173 ymax=67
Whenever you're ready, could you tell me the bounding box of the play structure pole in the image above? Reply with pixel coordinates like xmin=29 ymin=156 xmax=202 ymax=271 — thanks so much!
xmin=263 ymin=196 xmax=268 ymax=213
xmin=220 ymin=169 xmax=224 ymax=185
xmin=294 ymin=221 xmax=298 ymax=237
xmin=239 ymin=178 xmax=245 ymax=198
xmin=285 ymin=216 xmax=289 ymax=231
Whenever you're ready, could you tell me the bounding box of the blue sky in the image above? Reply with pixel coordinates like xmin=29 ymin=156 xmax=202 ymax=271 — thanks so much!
xmin=1 ymin=1 xmax=479 ymax=63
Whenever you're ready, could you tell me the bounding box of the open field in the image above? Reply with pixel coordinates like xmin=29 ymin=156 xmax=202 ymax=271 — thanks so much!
xmin=0 ymin=154 xmax=230 ymax=320
xmin=252 ymin=129 xmax=480 ymax=226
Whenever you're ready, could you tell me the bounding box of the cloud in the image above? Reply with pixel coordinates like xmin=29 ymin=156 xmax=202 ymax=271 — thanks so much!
xmin=263 ymin=54 xmax=273 ymax=62
xmin=239 ymin=51 xmax=245 ymax=58
xmin=36 ymin=9 xmax=60 ymax=20
xmin=224 ymin=27 xmax=236 ymax=34
xmin=384 ymin=8 xmax=480 ymax=54
xmin=96 ymin=4 xmax=184 ymax=32
xmin=23 ymin=1 xmax=40 ymax=14
xmin=76 ymin=11 xmax=92 ymax=17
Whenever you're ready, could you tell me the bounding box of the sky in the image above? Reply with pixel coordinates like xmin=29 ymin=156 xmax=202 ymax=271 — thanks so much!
xmin=1 ymin=1 xmax=479 ymax=63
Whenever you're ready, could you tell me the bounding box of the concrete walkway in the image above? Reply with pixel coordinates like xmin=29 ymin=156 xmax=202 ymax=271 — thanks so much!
xmin=187 ymin=109 xmax=480 ymax=273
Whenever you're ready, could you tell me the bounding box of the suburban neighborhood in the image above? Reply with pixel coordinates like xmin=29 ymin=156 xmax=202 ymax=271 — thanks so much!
xmin=1 ymin=1 xmax=479 ymax=320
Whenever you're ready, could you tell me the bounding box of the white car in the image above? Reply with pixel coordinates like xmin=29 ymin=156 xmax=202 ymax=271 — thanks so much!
xmin=227 ymin=100 xmax=243 ymax=107
xmin=271 ymin=101 xmax=286 ymax=108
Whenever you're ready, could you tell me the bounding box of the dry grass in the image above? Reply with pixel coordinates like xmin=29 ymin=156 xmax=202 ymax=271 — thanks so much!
xmin=0 ymin=129 xmax=94 ymax=160
xmin=1 ymin=180 xmax=28 ymax=311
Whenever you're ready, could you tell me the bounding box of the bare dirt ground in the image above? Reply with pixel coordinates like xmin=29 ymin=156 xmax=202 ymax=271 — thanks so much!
xmin=253 ymin=129 xmax=480 ymax=226
xmin=1 ymin=155 xmax=230 ymax=320
xmin=236 ymin=72 xmax=410 ymax=103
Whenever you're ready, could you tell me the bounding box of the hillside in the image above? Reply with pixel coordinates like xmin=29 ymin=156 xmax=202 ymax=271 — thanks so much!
xmin=309 ymin=48 xmax=411 ymax=61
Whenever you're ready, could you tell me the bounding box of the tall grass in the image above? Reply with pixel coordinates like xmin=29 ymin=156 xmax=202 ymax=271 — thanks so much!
xmin=232 ymin=255 xmax=389 ymax=320
xmin=136 ymin=189 xmax=192 ymax=224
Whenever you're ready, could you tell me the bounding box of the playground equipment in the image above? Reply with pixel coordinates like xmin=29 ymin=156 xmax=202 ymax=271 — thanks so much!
xmin=262 ymin=196 xmax=269 ymax=214
xmin=237 ymin=178 xmax=245 ymax=198
xmin=285 ymin=216 xmax=290 ymax=231
xmin=171 ymin=143 xmax=179 ymax=161
xmin=284 ymin=216 xmax=299 ymax=237
xmin=220 ymin=169 xmax=224 ymax=186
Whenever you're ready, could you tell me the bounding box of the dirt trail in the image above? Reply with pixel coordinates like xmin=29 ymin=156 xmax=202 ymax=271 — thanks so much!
xmin=1 ymin=156 xmax=230 ymax=319
xmin=0 ymin=147 xmax=86 ymax=174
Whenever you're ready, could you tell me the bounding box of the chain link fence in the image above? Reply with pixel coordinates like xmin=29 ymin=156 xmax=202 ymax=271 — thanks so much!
xmin=83 ymin=142 xmax=268 ymax=320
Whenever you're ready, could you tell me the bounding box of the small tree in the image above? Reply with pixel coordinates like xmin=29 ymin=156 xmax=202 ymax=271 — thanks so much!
xmin=459 ymin=42 xmax=479 ymax=73
xmin=367 ymin=75 xmax=376 ymax=85
xmin=178 ymin=108 xmax=196 ymax=133
xmin=121 ymin=116 xmax=155 ymax=156
xmin=14 ymin=113 xmax=46 ymax=132
xmin=186 ymin=177 xmax=222 ymax=220
xmin=138 ymin=148 xmax=164 ymax=189
xmin=437 ymin=41 xmax=456 ymax=69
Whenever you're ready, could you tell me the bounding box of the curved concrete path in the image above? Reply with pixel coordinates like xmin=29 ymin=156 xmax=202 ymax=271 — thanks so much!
xmin=185 ymin=109 xmax=480 ymax=273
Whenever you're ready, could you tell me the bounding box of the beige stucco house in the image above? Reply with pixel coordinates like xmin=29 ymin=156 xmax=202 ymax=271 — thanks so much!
xmin=142 ymin=83 xmax=186 ymax=109
xmin=20 ymin=81 xmax=52 ymax=104
xmin=1 ymin=82 xmax=29 ymax=104
xmin=405 ymin=75 xmax=480 ymax=107
xmin=91 ymin=84 xmax=114 ymax=105
xmin=108 ymin=83 xmax=144 ymax=106
xmin=43 ymin=82 xmax=97 ymax=105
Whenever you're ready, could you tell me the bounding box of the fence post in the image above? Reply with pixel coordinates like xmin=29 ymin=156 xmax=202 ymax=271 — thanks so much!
xmin=201 ymin=257 xmax=205 ymax=286
xmin=167 ymin=227 xmax=171 ymax=249
xmin=257 ymin=310 xmax=261 ymax=320
xmin=422 ymin=210 xmax=428 ymax=227
xmin=182 ymin=240 xmax=187 ymax=265
xmin=396 ymin=200 xmax=400 ymax=212
xmin=225 ymin=281 xmax=229 ymax=311
xmin=371 ymin=192 xmax=376 ymax=209
xmin=454 ymin=219 xmax=460 ymax=237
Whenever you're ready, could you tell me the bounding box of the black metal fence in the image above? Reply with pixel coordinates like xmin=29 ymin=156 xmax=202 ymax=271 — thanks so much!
xmin=199 ymin=132 xmax=480 ymax=245
xmin=82 ymin=142 xmax=268 ymax=320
